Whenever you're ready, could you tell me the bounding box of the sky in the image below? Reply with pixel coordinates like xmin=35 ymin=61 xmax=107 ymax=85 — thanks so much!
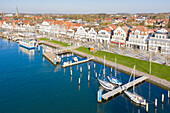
xmin=0 ymin=0 xmax=170 ymax=14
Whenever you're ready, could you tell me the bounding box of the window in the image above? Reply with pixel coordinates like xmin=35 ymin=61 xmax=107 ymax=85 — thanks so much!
xmin=159 ymin=36 xmax=161 ymax=38
xmin=162 ymin=36 xmax=165 ymax=39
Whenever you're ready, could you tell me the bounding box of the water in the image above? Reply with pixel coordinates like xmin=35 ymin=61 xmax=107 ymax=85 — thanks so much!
xmin=0 ymin=38 xmax=169 ymax=113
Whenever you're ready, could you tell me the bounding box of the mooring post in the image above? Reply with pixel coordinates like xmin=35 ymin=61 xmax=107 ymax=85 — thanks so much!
xmin=146 ymin=103 xmax=148 ymax=112
xmin=70 ymin=70 xmax=72 ymax=76
xmin=94 ymin=63 xmax=96 ymax=69
xmin=111 ymin=67 xmax=112 ymax=72
xmin=97 ymin=90 xmax=103 ymax=103
xmin=38 ymin=45 xmax=40 ymax=52
xmin=168 ymin=91 xmax=170 ymax=98
xmin=162 ymin=94 xmax=164 ymax=103
xmin=62 ymin=54 xmax=63 ymax=59
xmin=80 ymin=67 xmax=82 ymax=73
xmin=88 ymin=75 xmax=90 ymax=82
xmin=42 ymin=49 xmax=44 ymax=53
xmin=155 ymin=98 xmax=157 ymax=108
xmin=78 ymin=78 xmax=80 ymax=85
xmin=88 ymin=65 xmax=90 ymax=70
xmin=95 ymin=72 xmax=97 ymax=78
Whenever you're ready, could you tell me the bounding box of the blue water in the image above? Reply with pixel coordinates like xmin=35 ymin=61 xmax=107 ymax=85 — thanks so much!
xmin=0 ymin=38 xmax=169 ymax=113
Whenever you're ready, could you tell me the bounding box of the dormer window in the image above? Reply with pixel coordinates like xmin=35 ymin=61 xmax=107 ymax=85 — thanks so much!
xmin=142 ymin=32 xmax=144 ymax=34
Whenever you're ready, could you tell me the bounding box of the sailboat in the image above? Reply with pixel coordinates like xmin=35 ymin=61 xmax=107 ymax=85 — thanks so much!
xmin=98 ymin=56 xmax=115 ymax=90
xmin=107 ymin=58 xmax=122 ymax=85
xmin=124 ymin=65 xmax=146 ymax=105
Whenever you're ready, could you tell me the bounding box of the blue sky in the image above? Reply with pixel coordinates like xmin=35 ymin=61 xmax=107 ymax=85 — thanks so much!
xmin=0 ymin=0 xmax=170 ymax=14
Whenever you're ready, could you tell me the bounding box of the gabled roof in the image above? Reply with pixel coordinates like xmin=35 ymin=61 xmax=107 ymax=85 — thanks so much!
xmin=130 ymin=26 xmax=149 ymax=35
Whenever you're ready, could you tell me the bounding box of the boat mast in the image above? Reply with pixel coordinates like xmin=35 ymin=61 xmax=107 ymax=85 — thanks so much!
xmin=104 ymin=55 xmax=105 ymax=78
xmin=133 ymin=65 xmax=136 ymax=94
xmin=115 ymin=58 xmax=117 ymax=77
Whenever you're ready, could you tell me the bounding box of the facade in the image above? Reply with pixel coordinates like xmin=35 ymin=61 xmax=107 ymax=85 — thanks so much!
xmin=96 ymin=30 xmax=110 ymax=44
xmin=74 ymin=26 xmax=87 ymax=39
xmin=67 ymin=29 xmax=75 ymax=38
xmin=86 ymin=28 xmax=97 ymax=42
xmin=111 ymin=26 xmax=130 ymax=47
xmin=148 ymin=32 xmax=170 ymax=54
xmin=126 ymin=26 xmax=150 ymax=50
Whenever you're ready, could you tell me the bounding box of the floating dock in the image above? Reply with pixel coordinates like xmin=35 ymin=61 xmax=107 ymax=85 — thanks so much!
xmin=102 ymin=76 xmax=148 ymax=100
xmin=43 ymin=52 xmax=61 ymax=65
xmin=62 ymin=57 xmax=93 ymax=68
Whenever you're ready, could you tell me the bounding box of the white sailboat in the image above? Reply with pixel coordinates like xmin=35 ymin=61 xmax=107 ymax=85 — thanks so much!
xmin=124 ymin=65 xmax=146 ymax=105
xmin=107 ymin=58 xmax=122 ymax=85
xmin=98 ymin=56 xmax=115 ymax=90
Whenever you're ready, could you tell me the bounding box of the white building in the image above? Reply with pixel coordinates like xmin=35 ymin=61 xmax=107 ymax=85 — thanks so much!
xmin=148 ymin=32 xmax=170 ymax=54
xmin=97 ymin=30 xmax=110 ymax=44
xmin=86 ymin=28 xmax=97 ymax=42
xmin=111 ymin=26 xmax=130 ymax=47
xmin=74 ymin=26 xmax=87 ymax=39
xmin=126 ymin=26 xmax=150 ymax=50
xmin=67 ymin=29 xmax=75 ymax=38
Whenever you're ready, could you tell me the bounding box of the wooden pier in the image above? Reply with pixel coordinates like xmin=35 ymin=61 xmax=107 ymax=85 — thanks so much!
xmin=62 ymin=57 xmax=94 ymax=68
xmin=102 ymin=76 xmax=148 ymax=100
xmin=43 ymin=52 xmax=61 ymax=65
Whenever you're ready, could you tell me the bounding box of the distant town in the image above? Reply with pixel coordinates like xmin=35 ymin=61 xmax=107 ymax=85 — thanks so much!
xmin=1 ymin=8 xmax=170 ymax=56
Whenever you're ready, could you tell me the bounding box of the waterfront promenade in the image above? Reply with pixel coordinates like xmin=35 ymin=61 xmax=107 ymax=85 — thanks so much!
xmin=72 ymin=50 xmax=170 ymax=90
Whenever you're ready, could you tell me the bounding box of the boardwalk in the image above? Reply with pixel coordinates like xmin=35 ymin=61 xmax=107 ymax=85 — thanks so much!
xmin=62 ymin=57 xmax=93 ymax=68
xmin=102 ymin=76 xmax=148 ymax=100
xmin=43 ymin=52 xmax=61 ymax=65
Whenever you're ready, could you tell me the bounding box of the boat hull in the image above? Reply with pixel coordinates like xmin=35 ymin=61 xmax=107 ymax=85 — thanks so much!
xmin=107 ymin=76 xmax=122 ymax=85
xmin=98 ymin=78 xmax=114 ymax=90
xmin=19 ymin=44 xmax=35 ymax=49
xmin=124 ymin=91 xmax=146 ymax=105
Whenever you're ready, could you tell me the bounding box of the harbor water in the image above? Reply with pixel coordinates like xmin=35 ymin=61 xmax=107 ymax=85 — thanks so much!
xmin=0 ymin=38 xmax=169 ymax=113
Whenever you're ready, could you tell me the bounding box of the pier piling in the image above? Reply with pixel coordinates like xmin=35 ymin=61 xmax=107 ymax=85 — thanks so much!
xmin=155 ymin=98 xmax=157 ymax=108
xmin=78 ymin=78 xmax=80 ymax=85
xmin=94 ymin=64 xmax=96 ymax=69
xmin=88 ymin=65 xmax=90 ymax=70
xmin=146 ymin=103 xmax=148 ymax=112
xmin=97 ymin=89 xmax=103 ymax=103
xmin=168 ymin=91 xmax=170 ymax=98
xmin=88 ymin=75 xmax=90 ymax=82
xmin=71 ymin=70 xmax=72 ymax=76
xmin=80 ymin=67 xmax=82 ymax=73
xmin=95 ymin=72 xmax=97 ymax=78
xmin=111 ymin=68 xmax=112 ymax=72
xmin=162 ymin=94 xmax=164 ymax=103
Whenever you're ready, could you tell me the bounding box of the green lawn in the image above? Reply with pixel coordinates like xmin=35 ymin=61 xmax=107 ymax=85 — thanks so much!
xmin=76 ymin=47 xmax=170 ymax=81
xmin=39 ymin=38 xmax=70 ymax=47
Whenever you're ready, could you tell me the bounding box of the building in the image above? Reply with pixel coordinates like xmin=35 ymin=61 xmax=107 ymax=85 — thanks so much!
xmin=111 ymin=26 xmax=130 ymax=47
xmin=126 ymin=26 xmax=151 ymax=50
xmin=74 ymin=26 xmax=87 ymax=39
xmin=96 ymin=30 xmax=110 ymax=44
xmin=67 ymin=29 xmax=75 ymax=38
xmin=148 ymin=31 xmax=170 ymax=54
xmin=86 ymin=28 xmax=97 ymax=42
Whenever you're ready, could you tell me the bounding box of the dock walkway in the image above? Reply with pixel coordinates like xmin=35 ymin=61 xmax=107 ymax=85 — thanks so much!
xmin=62 ymin=57 xmax=93 ymax=68
xmin=102 ymin=76 xmax=148 ymax=100
xmin=43 ymin=52 xmax=61 ymax=65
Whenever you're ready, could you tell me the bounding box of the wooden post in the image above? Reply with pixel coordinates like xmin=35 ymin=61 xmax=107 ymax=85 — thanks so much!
xmin=111 ymin=67 xmax=112 ymax=72
xmin=88 ymin=65 xmax=90 ymax=70
xmin=168 ymin=91 xmax=170 ymax=98
xmin=155 ymin=98 xmax=157 ymax=108
xmin=62 ymin=54 xmax=63 ymax=59
xmin=88 ymin=75 xmax=90 ymax=82
xmin=146 ymin=103 xmax=148 ymax=112
xmin=162 ymin=94 xmax=164 ymax=103
xmin=38 ymin=45 xmax=40 ymax=52
xmin=70 ymin=70 xmax=72 ymax=76
xmin=94 ymin=63 xmax=96 ymax=69
xmin=95 ymin=72 xmax=97 ymax=78
xmin=78 ymin=78 xmax=80 ymax=85
xmin=80 ymin=67 xmax=82 ymax=73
